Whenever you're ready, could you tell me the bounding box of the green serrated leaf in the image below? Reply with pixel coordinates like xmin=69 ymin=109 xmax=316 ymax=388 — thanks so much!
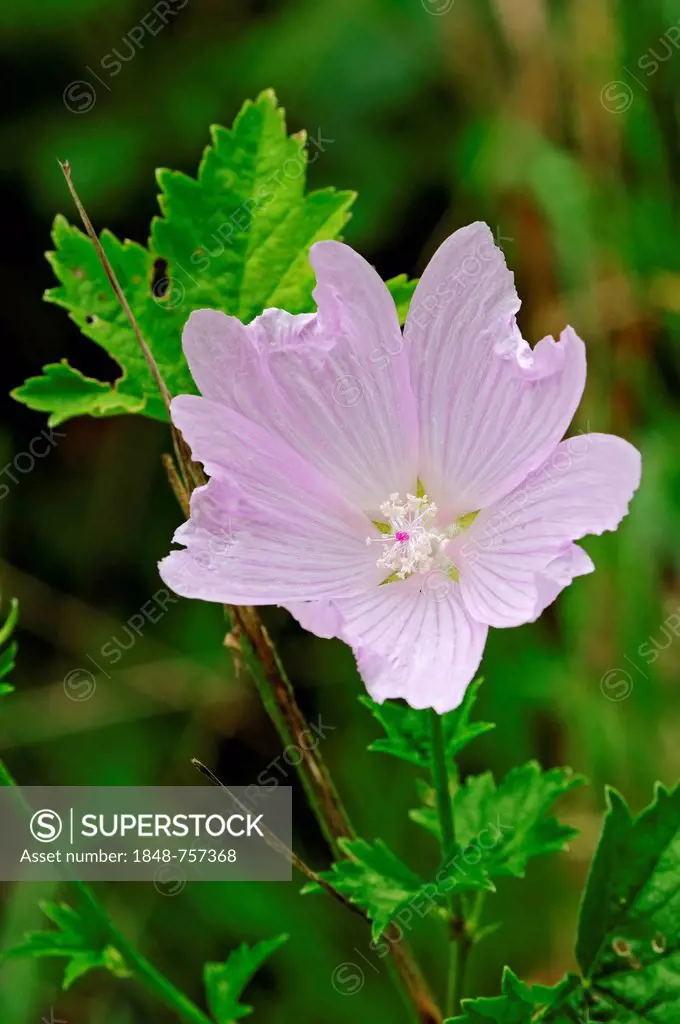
xmin=575 ymin=782 xmax=680 ymax=1020
xmin=2 ymin=899 xmax=131 ymax=990
xmin=434 ymin=845 xmax=496 ymax=903
xmin=446 ymin=967 xmax=584 ymax=1023
xmin=454 ymin=763 xmax=583 ymax=879
xmin=303 ymin=836 xmax=490 ymax=940
xmin=360 ymin=678 xmax=494 ymax=768
xmin=385 ymin=274 xmax=418 ymax=324
xmin=414 ymin=762 xmax=583 ymax=878
xmin=62 ymin=948 xmax=128 ymax=991
xmin=15 ymin=90 xmax=356 ymax=426
xmin=302 ymin=837 xmax=427 ymax=940
xmin=204 ymin=934 xmax=288 ymax=1022
xmin=11 ymin=361 xmax=145 ymax=427
xmin=41 ymin=216 xmax=191 ymax=422
xmin=153 ymin=91 xmax=355 ymax=324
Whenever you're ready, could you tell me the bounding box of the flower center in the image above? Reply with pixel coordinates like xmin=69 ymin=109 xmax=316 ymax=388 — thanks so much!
xmin=368 ymin=492 xmax=456 ymax=580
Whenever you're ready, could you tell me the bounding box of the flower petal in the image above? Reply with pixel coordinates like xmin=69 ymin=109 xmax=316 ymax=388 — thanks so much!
xmin=533 ymin=544 xmax=594 ymax=620
xmin=159 ymin=395 xmax=382 ymax=604
xmin=336 ymin=575 xmax=488 ymax=713
xmin=181 ymin=240 xmax=418 ymax=512
xmin=405 ymin=222 xmax=586 ymax=515
xmin=451 ymin=433 xmax=641 ymax=627
xmin=283 ymin=599 xmax=342 ymax=639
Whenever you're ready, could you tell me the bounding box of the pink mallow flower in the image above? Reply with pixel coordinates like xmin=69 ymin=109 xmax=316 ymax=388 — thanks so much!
xmin=159 ymin=223 xmax=641 ymax=712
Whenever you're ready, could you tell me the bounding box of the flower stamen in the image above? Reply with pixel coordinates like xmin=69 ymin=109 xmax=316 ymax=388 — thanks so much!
xmin=368 ymin=492 xmax=453 ymax=580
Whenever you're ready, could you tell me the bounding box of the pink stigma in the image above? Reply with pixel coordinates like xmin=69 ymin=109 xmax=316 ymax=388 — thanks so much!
xmin=395 ymin=531 xmax=409 ymax=543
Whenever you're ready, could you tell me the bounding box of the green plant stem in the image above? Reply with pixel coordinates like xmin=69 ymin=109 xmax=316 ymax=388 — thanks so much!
xmin=449 ymin=930 xmax=471 ymax=1019
xmin=0 ymin=758 xmax=212 ymax=1024
xmin=430 ymin=712 xmax=455 ymax=851
xmin=430 ymin=710 xmax=467 ymax=1018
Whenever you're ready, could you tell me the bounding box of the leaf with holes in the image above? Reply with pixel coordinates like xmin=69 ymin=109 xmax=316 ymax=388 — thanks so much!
xmin=575 ymin=783 xmax=680 ymax=1022
xmin=33 ymin=217 xmax=191 ymax=422
xmin=13 ymin=90 xmax=358 ymax=425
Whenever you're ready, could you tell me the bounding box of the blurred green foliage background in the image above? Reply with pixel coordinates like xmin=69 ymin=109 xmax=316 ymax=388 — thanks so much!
xmin=1 ymin=0 xmax=680 ymax=1020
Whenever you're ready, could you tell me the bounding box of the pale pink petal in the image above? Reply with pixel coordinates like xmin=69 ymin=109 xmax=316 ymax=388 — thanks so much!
xmin=182 ymin=241 xmax=418 ymax=512
xmin=159 ymin=396 xmax=383 ymax=604
xmin=283 ymin=600 xmax=342 ymax=640
xmin=532 ymin=544 xmax=594 ymax=620
xmin=451 ymin=434 xmax=641 ymax=627
xmin=405 ymin=222 xmax=586 ymax=516
xmin=336 ymin=575 xmax=488 ymax=712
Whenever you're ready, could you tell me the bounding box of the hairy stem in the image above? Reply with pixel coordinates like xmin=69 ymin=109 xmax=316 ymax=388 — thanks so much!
xmin=235 ymin=606 xmax=354 ymax=855
xmin=0 ymin=759 xmax=212 ymax=1024
xmin=430 ymin=710 xmax=467 ymax=1017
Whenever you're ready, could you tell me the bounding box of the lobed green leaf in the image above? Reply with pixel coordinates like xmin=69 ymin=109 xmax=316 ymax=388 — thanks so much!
xmin=575 ymin=783 xmax=680 ymax=1021
xmin=446 ymin=967 xmax=584 ymax=1023
xmin=204 ymin=934 xmax=288 ymax=1022
xmin=361 ymin=678 xmax=494 ymax=768
xmin=15 ymin=91 xmax=357 ymax=425
xmin=2 ymin=899 xmax=130 ymax=990
xmin=303 ymin=836 xmax=491 ymax=941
